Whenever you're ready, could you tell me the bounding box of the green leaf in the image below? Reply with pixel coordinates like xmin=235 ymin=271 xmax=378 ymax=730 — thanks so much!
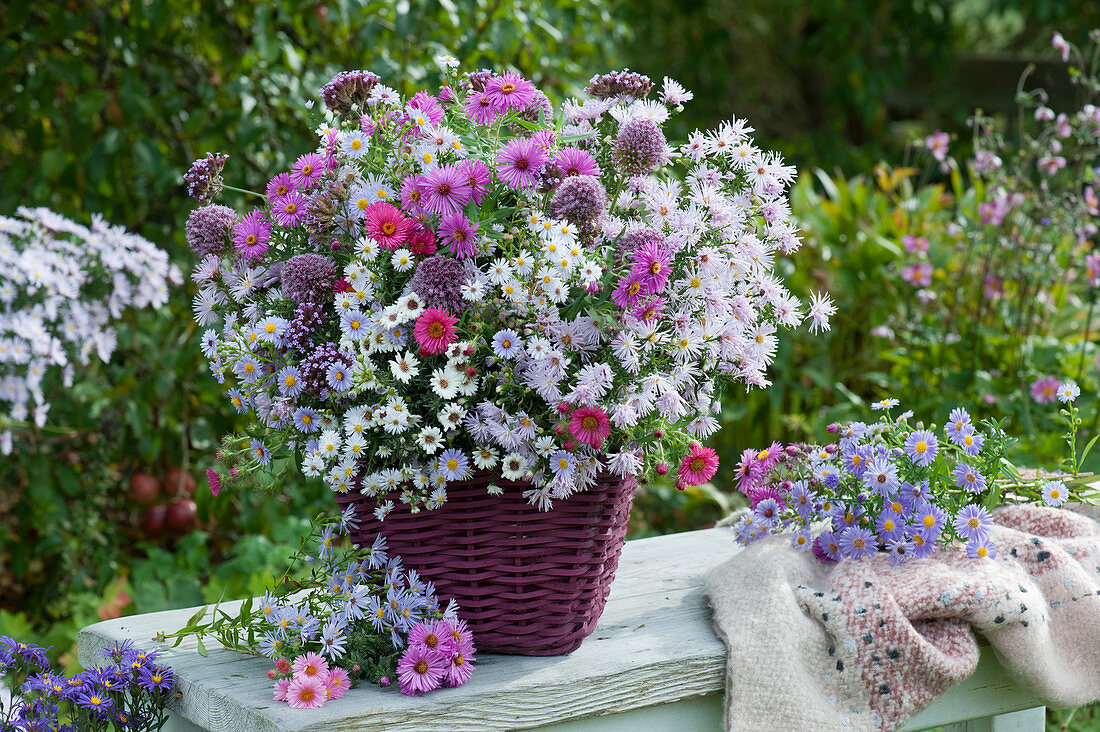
xmin=196 ymin=637 xmax=207 ymax=658
xmin=185 ymin=605 xmax=208 ymax=627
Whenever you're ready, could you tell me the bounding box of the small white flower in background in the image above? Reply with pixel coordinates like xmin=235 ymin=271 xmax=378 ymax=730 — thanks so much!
xmin=435 ymin=53 xmax=459 ymax=69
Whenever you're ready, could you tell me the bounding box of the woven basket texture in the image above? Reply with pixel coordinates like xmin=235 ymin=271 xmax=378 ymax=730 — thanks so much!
xmin=334 ymin=470 xmax=637 ymax=655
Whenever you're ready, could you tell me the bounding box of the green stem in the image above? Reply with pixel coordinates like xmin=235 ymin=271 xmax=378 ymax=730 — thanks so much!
xmin=221 ymin=184 xmax=265 ymax=199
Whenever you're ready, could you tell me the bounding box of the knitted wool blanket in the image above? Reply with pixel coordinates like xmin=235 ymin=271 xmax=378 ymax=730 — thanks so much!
xmin=704 ymin=504 xmax=1100 ymax=731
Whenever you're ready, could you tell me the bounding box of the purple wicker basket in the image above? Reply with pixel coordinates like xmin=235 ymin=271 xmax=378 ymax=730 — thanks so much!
xmin=334 ymin=471 xmax=637 ymax=655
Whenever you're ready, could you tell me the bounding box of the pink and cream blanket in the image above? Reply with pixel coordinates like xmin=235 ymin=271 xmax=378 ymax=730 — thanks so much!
xmin=704 ymin=504 xmax=1100 ymax=731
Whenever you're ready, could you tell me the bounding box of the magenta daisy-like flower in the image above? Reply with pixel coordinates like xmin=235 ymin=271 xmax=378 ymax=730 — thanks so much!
xmin=290 ymin=152 xmax=325 ymax=189
xmin=397 ymin=645 xmax=446 ymax=696
xmin=495 ymin=137 xmax=548 ymax=190
xmin=437 ymin=211 xmax=479 ymax=259
xmin=272 ymin=190 xmax=308 ymax=228
xmin=555 ymin=146 xmax=601 ymax=177
xmin=455 ymin=158 xmax=492 ymax=204
xmin=463 ymin=90 xmax=498 ymax=126
xmin=266 ymin=172 xmax=297 ymax=202
xmin=678 ymin=442 xmax=719 ymax=486
xmin=408 ymin=91 xmax=445 ymax=127
xmin=292 ymin=652 xmax=330 ymax=680
xmin=413 ymin=307 xmax=458 ymax=356
xmin=232 ymin=210 xmax=271 ymax=260
xmin=483 ymin=72 xmax=536 ymax=112
xmin=421 ymin=165 xmax=473 ymax=217
xmin=569 ymin=406 xmax=612 ymax=449
xmin=630 ymin=240 xmax=672 ymax=294
xmin=400 ymin=174 xmax=427 ymax=214
xmin=285 ymin=675 xmax=327 ymax=709
xmin=611 ymin=274 xmax=646 ymax=310
xmin=364 ymin=201 xmax=412 ymax=250
xmin=408 ymin=619 xmax=456 ymax=655
xmin=444 ymin=651 xmax=476 ymax=687
xmin=631 ymin=296 xmax=666 ymax=322
xmin=324 ymin=667 xmax=350 ymax=700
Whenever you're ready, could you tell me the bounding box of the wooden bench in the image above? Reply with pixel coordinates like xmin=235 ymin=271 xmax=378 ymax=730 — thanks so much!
xmin=78 ymin=528 xmax=1047 ymax=731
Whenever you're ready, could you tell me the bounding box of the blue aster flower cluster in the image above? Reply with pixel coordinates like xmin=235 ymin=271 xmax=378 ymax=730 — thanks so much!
xmin=0 ymin=636 xmax=174 ymax=731
xmin=731 ymin=399 xmax=1087 ymax=563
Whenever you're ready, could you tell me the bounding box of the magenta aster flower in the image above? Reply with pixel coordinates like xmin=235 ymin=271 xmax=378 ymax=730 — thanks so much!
xmin=630 ymin=239 xmax=671 ymax=294
xmin=495 ymin=137 xmax=548 ymax=190
xmin=455 ymin=158 xmax=492 ymax=204
xmin=272 ymin=190 xmax=308 ymax=228
xmin=292 ymin=652 xmax=330 ymax=680
xmin=444 ymin=651 xmax=475 ymax=687
xmin=364 ymin=201 xmax=413 ymax=250
xmin=631 ymin=296 xmax=666 ymax=322
xmin=400 ymin=174 xmax=427 ymax=214
xmin=483 ymin=72 xmax=536 ymax=112
xmin=555 ymin=146 xmax=601 ymax=177
xmin=408 ymin=619 xmax=456 ymax=655
xmin=397 ymin=645 xmax=446 ymax=696
xmin=611 ymin=274 xmax=646 ymax=310
xmin=232 ymin=210 xmax=271 ymax=260
xmin=1030 ymin=376 xmax=1060 ymax=405
xmin=266 ymin=172 xmax=297 ymax=202
xmin=437 ymin=211 xmax=479 ymax=259
xmin=678 ymin=442 xmax=718 ymax=486
xmin=285 ymin=675 xmax=327 ymax=709
xmin=414 ymin=307 xmax=458 ymax=356
xmin=290 ymin=152 xmax=325 ymax=189
xmin=324 ymin=667 xmax=350 ymax=700
xmin=569 ymin=406 xmax=612 ymax=449
xmin=463 ymin=90 xmax=498 ymax=126
xmin=408 ymin=91 xmax=445 ymax=127
xmin=272 ymin=678 xmax=291 ymax=702
xmin=421 ymin=165 xmax=473 ymax=217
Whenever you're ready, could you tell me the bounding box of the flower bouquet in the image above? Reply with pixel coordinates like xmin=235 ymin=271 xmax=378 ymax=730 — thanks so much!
xmin=0 ymin=207 xmax=176 ymax=454
xmin=731 ymin=389 xmax=1097 ymax=562
xmin=186 ymin=62 xmax=830 ymax=653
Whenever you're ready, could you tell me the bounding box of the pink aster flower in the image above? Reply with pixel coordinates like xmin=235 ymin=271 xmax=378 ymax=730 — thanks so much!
xmin=324 ymin=667 xmax=350 ymax=701
xmin=397 ymin=645 xmax=446 ymax=696
xmin=272 ymin=678 xmax=292 ymax=702
xmin=292 ymin=652 xmax=330 ymax=680
xmin=1030 ymin=376 xmax=1060 ymax=405
xmin=285 ymin=675 xmax=327 ymax=709
xmin=483 ymin=72 xmax=536 ymax=112
xmin=455 ymin=158 xmax=492 ymax=204
xmin=631 ymin=296 xmax=666 ymax=322
xmin=206 ymin=468 xmax=221 ymax=497
xmin=630 ymin=240 xmax=671 ymax=294
xmin=555 ymin=146 xmax=601 ymax=177
xmin=265 ymin=172 xmax=296 ymax=202
xmin=437 ymin=211 xmax=479 ymax=259
xmin=408 ymin=223 xmax=438 ymax=256
xmin=1086 ymin=252 xmax=1100 ymax=287
xmin=290 ymin=152 xmax=325 ymax=189
xmin=414 ymin=307 xmax=458 ymax=356
xmin=272 ymin=190 xmax=308 ymax=228
xmin=495 ymin=137 xmax=549 ymax=190
xmin=678 ymin=442 xmax=719 ymax=486
xmin=408 ymin=619 xmax=456 ymax=655
xmin=463 ymin=90 xmax=498 ymax=126
xmin=445 ymin=617 xmax=476 ymax=655
xmin=408 ymin=91 xmax=445 ymax=127
xmin=400 ymin=174 xmax=427 ymax=215
xmin=364 ymin=201 xmax=413 ymax=250
xmin=232 ymin=210 xmax=271 ymax=260
xmin=275 ymin=658 xmax=291 ymax=675
xmin=569 ymin=406 xmax=612 ymax=449
xmin=444 ymin=650 xmax=475 ymax=687
xmin=421 ymin=165 xmax=473 ymax=217
xmin=611 ymin=273 xmax=646 ymax=310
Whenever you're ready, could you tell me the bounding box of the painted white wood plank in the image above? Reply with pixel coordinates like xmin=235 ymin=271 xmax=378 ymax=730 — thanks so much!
xmin=941 ymin=706 xmax=1046 ymax=732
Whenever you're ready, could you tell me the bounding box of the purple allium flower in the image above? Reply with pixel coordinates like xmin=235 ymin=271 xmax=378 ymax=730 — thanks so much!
xmin=421 ymin=165 xmax=472 ymax=216
xmin=282 ymin=254 xmax=337 ymax=305
xmin=483 ymin=72 xmax=536 ymax=112
xmin=437 ymin=211 xmax=479 ymax=259
xmin=838 ymin=526 xmax=877 ymax=560
xmin=953 ymin=463 xmax=986 ymax=494
xmin=455 ymin=158 xmax=492 ymax=204
xmin=555 ymin=146 xmax=601 ymax=177
xmin=548 ymin=175 xmax=607 ymax=226
xmin=495 ymin=137 xmax=549 ymax=190
xmin=586 ymin=69 xmax=653 ymax=100
xmin=320 ymin=69 xmax=381 ymax=119
xmin=614 ymin=226 xmax=665 ymax=265
xmin=397 ymin=645 xmax=445 ymax=696
xmin=185 ymin=204 xmax=238 ymax=259
xmin=953 ymin=504 xmax=993 ymax=542
xmin=408 ymin=255 xmax=471 ymax=314
xmin=1042 ymin=480 xmax=1068 ymax=507
xmin=232 ymin=210 xmax=271 ymax=260
xmin=184 ymin=152 xmax=228 ymax=204
xmin=904 ymin=429 xmax=938 ymax=467
xmin=271 ymin=190 xmax=309 ymax=228
xmin=290 ymin=152 xmax=325 ymax=190
xmin=612 ymin=118 xmax=668 ymax=176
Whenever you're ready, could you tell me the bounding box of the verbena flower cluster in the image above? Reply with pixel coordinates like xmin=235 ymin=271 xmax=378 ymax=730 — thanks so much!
xmin=730 ymin=389 xmax=1086 ymax=563
xmin=0 ymin=636 xmax=175 ymax=731
xmin=0 ymin=207 xmax=177 ymax=453
xmin=163 ymin=506 xmax=474 ymax=702
xmin=187 ymin=61 xmax=831 ymax=514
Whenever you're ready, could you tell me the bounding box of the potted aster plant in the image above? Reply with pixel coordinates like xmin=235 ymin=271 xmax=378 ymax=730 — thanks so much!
xmin=185 ymin=62 xmax=831 ymax=654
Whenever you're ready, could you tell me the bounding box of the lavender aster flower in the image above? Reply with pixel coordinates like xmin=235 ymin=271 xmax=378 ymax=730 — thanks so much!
xmin=495 ymin=137 xmax=549 ymax=190
xmin=838 ymin=526 xmax=877 ymax=560
xmin=185 ymin=204 xmax=237 ymax=258
xmin=953 ymin=504 xmax=993 ymax=541
xmin=904 ymin=429 xmax=938 ymax=467
xmin=952 ymin=463 xmax=986 ymax=494
xmin=282 ymin=253 xmax=337 ymax=305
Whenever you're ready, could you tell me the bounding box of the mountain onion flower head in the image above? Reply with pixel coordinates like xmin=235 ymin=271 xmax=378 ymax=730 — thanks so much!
xmin=183 ymin=63 xmax=829 ymax=519
xmin=729 ymin=398 xmax=1077 ymax=562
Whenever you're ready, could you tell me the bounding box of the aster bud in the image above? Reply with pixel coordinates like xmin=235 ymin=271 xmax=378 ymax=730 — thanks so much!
xmin=655 ymin=462 xmax=669 ymax=476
